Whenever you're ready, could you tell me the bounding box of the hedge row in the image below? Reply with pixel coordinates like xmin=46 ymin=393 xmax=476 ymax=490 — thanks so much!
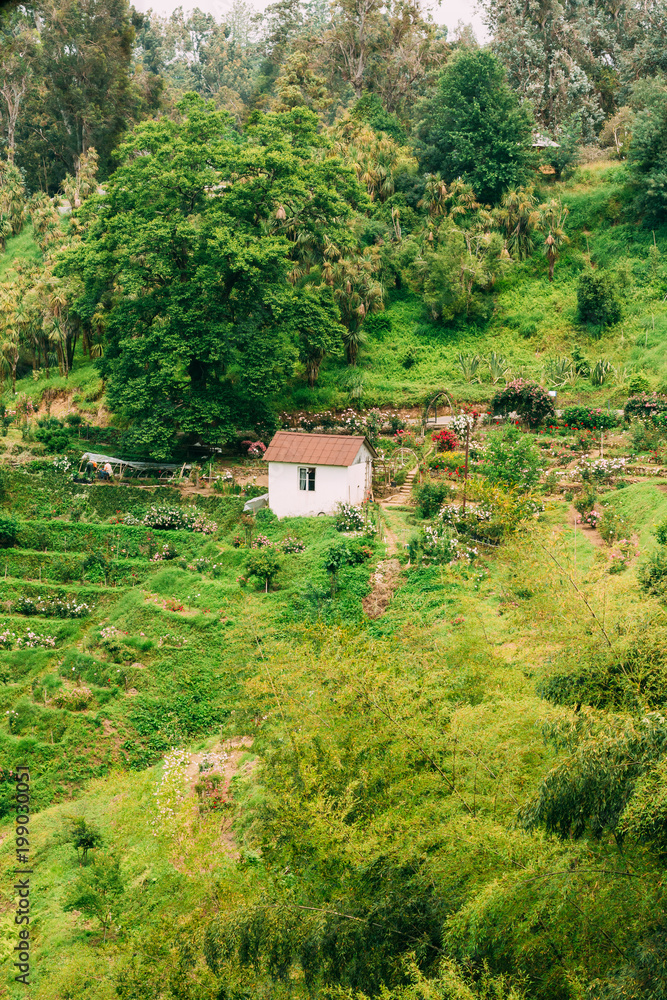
xmin=0 ymin=469 xmax=248 ymax=522
xmin=0 ymin=579 xmax=114 ymax=605
xmin=0 ymin=550 xmax=156 ymax=586
xmin=12 ymin=521 xmax=197 ymax=556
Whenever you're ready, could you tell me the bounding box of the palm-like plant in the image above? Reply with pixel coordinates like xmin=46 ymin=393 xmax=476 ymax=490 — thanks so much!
xmin=495 ymin=186 xmax=539 ymax=261
xmin=539 ymin=198 xmax=569 ymax=281
xmin=458 ymin=352 xmax=481 ymax=383
xmin=544 ymin=356 xmax=575 ymax=387
xmin=0 ymin=283 xmax=20 ymax=393
xmin=323 ymin=240 xmax=383 ymax=365
xmin=0 ymin=160 xmax=26 ymax=238
xmin=418 ymin=173 xmax=448 ymax=217
xmin=488 ymin=351 xmax=511 ymax=384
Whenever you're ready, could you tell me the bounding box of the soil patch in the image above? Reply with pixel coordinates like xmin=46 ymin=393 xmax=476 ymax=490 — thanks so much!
xmin=363 ymin=558 xmax=403 ymax=618
xmin=566 ymin=505 xmax=605 ymax=547
xmin=185 ymin=736 xmax=255 ymax=857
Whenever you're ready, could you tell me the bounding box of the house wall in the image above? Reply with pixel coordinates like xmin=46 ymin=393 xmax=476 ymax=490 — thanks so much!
xmin=268 ymin=458 xmax=371 ymax=518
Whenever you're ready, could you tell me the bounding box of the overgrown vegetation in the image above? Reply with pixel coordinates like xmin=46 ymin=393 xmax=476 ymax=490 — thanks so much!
xmin=2 ymin=0 xmax=667 ymax=997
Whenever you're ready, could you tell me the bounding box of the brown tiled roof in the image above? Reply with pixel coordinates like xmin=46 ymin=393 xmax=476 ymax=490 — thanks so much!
xmin=263 ymin=432 xmax=376 ymax=467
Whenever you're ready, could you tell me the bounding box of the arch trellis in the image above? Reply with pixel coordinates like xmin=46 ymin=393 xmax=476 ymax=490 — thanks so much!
xmin=422 ymin=390 xmax=457 ymax=429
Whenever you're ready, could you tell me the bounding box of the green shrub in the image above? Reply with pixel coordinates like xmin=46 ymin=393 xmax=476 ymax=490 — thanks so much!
xmin=628 ymin=373 xmax=651 ymax=393
xmin=481 ymin=425 xmax=542 ymax=489
xmin=598 ymin=509 xmax=630 ymax=545
xmin=574 ymin=487 xmax=598 ymax=516
xmin=561 ymin=406 xmax=618 ymax=430
xmin=638 ymin=549 xmax=667 ymax=596
xmin=0 ymin=515 xmax=17 ymax=548
xmin=576 ymin=270 xmax=622 ymax=327
xmin=491 ymin=379 xmax=555 ymax=427
xmin=245 ymin=548 xmax=282 ymax=591
xmin=414 ymin=482 xmax=453 ymax=518
xmin=34 ymin=417 xmax=71 ymax=453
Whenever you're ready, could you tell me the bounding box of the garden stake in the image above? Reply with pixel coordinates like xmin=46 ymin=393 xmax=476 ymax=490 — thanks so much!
xmin=460 ymin=421 xmax=470 ymax=514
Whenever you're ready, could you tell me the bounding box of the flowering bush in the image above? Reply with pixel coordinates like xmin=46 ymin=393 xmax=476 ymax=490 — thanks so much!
xmin=599 ymin=509 xmax=631 ymax=545
xmin=609 ymin=539 xmax=639 ymax=574
xmin=421 ymin=525 xmax=478 ymax=564
xmin=624 ymin=392 xmax=667 ymax=424
xmin=52 ymin=456 xmax=73 ymax=473
xmin=578 ymin=456 xmax=627 ymax=483
xmin=581 ymin=509 xmax=601 ymax=528
xmin=151 ymin=543 xmax=177 ymax=562
xmin=492 ymin=379 xmax=555 ymax=427
xmin=124 ymin=505 xmax=217 ymax=533
xmin=335 ymin=503 xmax=365 ymax=532
xmin=253 ymin=534 xmax=273 ymax=548
xmin=0 ymin=628 xmax=56 ymax=649
xmin=432 ymin=428 xmax=460 ymax=452
xmin=561 ymin=406 xmax=618 ymax=430
xmin=438 ymin=504 xmax=492 ymax=529
xmin=241 ymin=439 xmax=267 ymax=457
xmin=393 ymin=428 xmax=418 ymax=449
xmin=450 ymin=414 xmax=476 ymax=440
xmin=281 ymin=535 xmax=305 ymax=553
xmin=14 ymin=596 xmax=93 ymax=618
xmin=195 ymin=773 xmax=231 ymax=812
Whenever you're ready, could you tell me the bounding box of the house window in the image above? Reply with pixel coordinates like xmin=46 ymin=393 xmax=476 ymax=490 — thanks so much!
xmin=299 ymin=467 xmax=316 ymax=491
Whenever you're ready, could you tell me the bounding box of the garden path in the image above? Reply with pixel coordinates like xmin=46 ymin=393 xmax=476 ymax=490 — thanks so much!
xmin=362 ymin=508 xmax=410 ymax=619
xmin=566 ymin=506 xmax=605 ymax=547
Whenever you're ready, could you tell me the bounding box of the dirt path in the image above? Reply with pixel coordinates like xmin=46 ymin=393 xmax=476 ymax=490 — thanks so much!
xmin=184 ymin=737 xmax=255 ymax=858
xmin=362 ymin=508 xmax=409 ymax=619
xmin=566 ymin=505 xmax=605 ymax=547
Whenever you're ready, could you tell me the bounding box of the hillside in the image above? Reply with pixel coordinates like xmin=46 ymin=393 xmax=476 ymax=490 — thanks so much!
xmin=3 ymin=0 xmax=667 ymax=995
xmin=2 ymin=400 xmax=667 ymax=996
xmin=3 ymin=161 xmax=665 ymax=427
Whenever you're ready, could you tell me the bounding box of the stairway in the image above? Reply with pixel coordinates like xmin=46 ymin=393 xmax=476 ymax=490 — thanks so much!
xmin=381 ymin=466 xmax=418 ymax=507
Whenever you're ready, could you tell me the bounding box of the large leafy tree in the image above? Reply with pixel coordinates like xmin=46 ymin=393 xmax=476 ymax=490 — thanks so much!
xmin=63 ymin=97 xmax=365 ymax=458
xmin=418 ymin=50 xmax=535 ymax=205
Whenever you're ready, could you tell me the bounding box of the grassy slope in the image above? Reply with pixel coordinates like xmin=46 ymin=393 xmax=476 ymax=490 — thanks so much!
xmin=1 ymin=473 xmax=665 ymax=996
xmin=303 ymin=161 xmax=667 ymax=412
xmin=1 ymin=168 xmax=667 ymax=996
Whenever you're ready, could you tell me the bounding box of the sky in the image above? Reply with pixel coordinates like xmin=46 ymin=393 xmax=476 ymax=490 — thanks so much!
xmin=130 ymin=0 xmax=490 ymax=44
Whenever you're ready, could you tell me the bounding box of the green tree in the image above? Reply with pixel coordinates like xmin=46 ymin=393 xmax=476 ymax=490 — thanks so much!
xmin=63 ymin=851 xmax=125 ymax=942
xmin=63 ymin=97 xmax=365 ymax=457
xmin=419 ymin=49 xmax=535 ymax=205
xmin=0 ymin=7 xmax=37 ymax=166
xmin=11 ymin=0 xmax=158 ymax=193
xmin=65 ymin=816 xmax=103 ymax=864
xmin=627 ymin=79 xmax=667 ymax=222
xmin=245 ymin=547 xmax=282 ymax=591
xmin=290 ymin=285 xmax=344 ymax=386
xmin=577 ymin=270 xmax=622 ymax=328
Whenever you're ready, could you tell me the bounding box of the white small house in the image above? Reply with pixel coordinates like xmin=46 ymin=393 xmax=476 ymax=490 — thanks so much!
xmin=263 ymin=432 xmax=376 ymax=518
